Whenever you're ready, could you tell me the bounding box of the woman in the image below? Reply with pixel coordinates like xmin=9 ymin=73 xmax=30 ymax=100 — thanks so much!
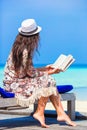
xmin=3 ymin=19 xmax=76 ymax=128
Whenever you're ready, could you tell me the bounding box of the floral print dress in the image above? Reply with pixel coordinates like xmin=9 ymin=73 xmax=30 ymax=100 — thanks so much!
xmin=3 ymin=51 xmax=57 ymax=107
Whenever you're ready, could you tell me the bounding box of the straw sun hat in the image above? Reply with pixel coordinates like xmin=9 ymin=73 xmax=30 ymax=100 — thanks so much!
xmin=18 ymin=19 xmax=42 ymax=36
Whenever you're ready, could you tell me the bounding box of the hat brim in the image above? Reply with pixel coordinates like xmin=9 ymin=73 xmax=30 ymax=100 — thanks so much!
xmin=18 ymin=26 xmax=42 ymax=36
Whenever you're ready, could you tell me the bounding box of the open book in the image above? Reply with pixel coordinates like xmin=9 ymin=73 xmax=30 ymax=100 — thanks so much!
xmin=51 ymin=54 xmax=75 ymax=72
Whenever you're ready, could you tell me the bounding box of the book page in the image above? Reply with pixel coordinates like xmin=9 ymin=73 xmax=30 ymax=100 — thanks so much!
xmin=51 ymin=54 xmax=75 ymax=71
xmin=60 ymin=55 xmax=74 ymax=71
xmin=62 ymin=58 xmax=75 ymax=71
xmin=52 ymin=54 xmax=67 ymax=68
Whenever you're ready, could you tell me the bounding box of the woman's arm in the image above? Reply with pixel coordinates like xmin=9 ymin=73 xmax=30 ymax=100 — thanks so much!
xmin=36 ymin=65 xmax=61 ymax=75
xmin=36 ymin=67 xmax=47 ymax=71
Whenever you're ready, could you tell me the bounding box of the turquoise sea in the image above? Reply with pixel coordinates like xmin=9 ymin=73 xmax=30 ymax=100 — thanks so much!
xmin=0 ymin=65 xmax=87 ymax=100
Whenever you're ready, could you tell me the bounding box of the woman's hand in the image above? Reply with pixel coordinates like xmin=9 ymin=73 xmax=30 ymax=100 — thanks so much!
xmin=45 ymin=64 xmax=62 ymax=75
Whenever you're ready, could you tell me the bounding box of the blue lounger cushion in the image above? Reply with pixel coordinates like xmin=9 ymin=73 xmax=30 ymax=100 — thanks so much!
xmin=0 ymin=87 xmax=15 ymax=98
xmin=0 ymin=85 xmax=73 ymax=98
xmin=56 ymin=85 xmax=73 ymax=93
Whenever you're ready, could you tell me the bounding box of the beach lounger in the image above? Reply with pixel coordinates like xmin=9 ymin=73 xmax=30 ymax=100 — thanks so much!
xmin=0 ymin=86 xmax=76 ymax=120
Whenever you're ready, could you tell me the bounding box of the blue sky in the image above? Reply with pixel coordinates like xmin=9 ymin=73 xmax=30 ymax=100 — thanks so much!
xmin=0 ymin=0 xmax=87 ymax=65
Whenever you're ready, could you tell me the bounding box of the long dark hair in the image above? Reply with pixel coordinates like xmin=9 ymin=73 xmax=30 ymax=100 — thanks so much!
xmin=12 ymin=33 xmax=40 ymax=71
